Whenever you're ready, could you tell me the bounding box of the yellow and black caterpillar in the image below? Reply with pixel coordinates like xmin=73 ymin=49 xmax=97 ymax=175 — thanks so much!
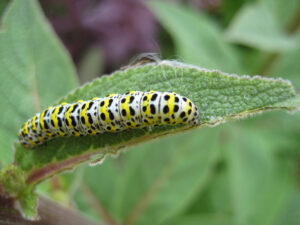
xmin=18 ymin=91 xmax=199 ymax=148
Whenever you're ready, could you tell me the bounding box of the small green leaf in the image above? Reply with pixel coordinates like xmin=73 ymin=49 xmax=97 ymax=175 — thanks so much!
xmin=13 ymin=60 xmax=298 ymax=185
xmin=0 ymin=165 xmax=37 ymax=220
xmin=0 ymin=0 xmax=78 ymax=167
xmin=225 ymin=2 xmax=297 ymax=52
xmin=18 ymin=186 xmax=38 ymax=220
xmin=0 ymin=165 xmax=26 ymax=196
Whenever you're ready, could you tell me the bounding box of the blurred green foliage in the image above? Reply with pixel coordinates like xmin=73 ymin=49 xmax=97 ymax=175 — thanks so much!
xmin=226 ymin=2 xmax=297 ymax=52
xmin=1 ymin=0 xmax=300 ymax=225
xmin=0 ymin=0 xmax=78 ymax=167
xmin=148 ymin=1 xmax=243 ymax=74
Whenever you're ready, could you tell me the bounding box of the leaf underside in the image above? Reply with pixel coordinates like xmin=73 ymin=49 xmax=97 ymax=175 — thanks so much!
xmin=13 ymin=60 xmax=298 ymax=184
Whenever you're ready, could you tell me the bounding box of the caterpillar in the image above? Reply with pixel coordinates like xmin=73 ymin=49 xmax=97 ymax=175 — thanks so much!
xmin=18 ymin=91 xmax=199 ymax=148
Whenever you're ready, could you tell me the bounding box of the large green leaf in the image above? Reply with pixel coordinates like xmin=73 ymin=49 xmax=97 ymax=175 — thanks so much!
xmin=147 ymin=1 xmax=243 ymax=74
xmin=73 ymin=128 xmax=221 ymax=225
xmin=0 ymin=0 xmax=78 ymax=167
xmin=225 ymin=125 xmax=295 ymax=225
xmin=13 ymin=60 xmax=299 ymax=185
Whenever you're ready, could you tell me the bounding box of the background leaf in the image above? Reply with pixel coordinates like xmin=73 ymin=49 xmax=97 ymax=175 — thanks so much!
xmin=269 ymin=32 xmax=300 ymax=92
xmin=225 ymin=2 xmax=297 ymax=52
xmin=0 ymin=0 xmax=9 ymax=18
xmin=0 ymin=0 xmax=78 ymax=167
xmin=258 ymin=0 xmax=300 ymax=29
xmin=275 ymin=189 xmax=300 ymax=225
xmin=225 ymin=125 xmax=295 ymax=225
xmin=72 ymin=128 xmax=221 ymax=225
xmin=78 ymin=46 xmax=104 ymax=84
xmin=147 ymin=1 xmax=243 ymax=74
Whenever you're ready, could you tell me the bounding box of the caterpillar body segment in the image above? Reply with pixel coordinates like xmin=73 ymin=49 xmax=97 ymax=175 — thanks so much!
xmin=18 ymin=91 xmax=199 ymax=148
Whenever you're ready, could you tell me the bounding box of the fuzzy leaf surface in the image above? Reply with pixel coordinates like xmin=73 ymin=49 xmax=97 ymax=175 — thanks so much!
xmin=13 ymin=60 xmax=298 ymax=184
